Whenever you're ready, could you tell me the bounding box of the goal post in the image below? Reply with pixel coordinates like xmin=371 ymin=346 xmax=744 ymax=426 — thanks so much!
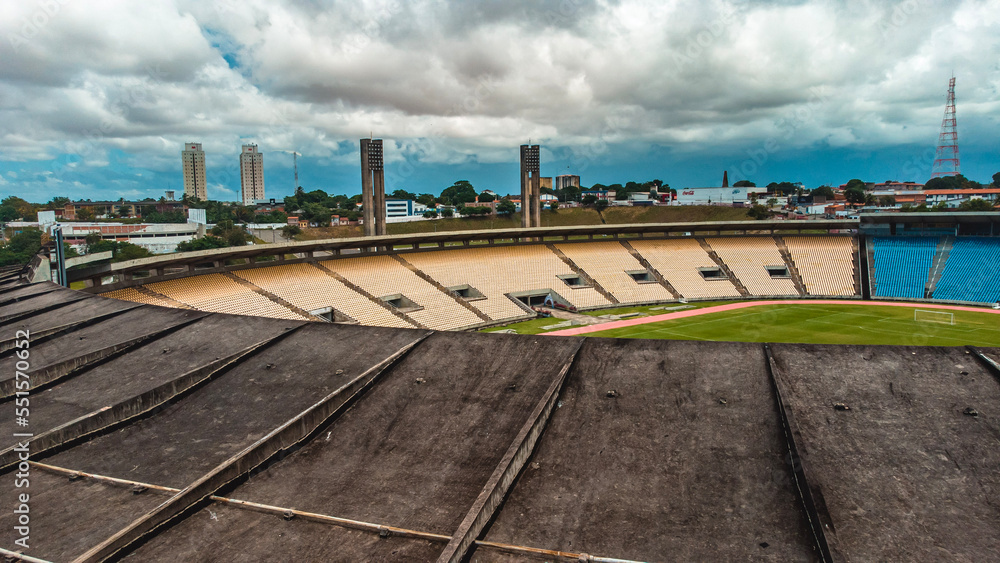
xmin=914 ymin=309 xmax=955 ymax=325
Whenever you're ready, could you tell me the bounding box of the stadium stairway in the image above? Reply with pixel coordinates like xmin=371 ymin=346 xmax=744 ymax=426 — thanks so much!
xmin=390 ymin=254 xmax=493 ymax=323
xmin=545 ymin=243 xmax=620 ymax=305
xmin=925 ymin=236 xmax=954 ymax=298
xmin=697 ymin=238 xmax=751 ymax=297
xmin=619 ymin=240 xmax=682 ymax=299
xmin=222 ymin=272 xmax=324 ymax=321
xmin=134 ymin=285 xmax=196 ymax=310
xmin=312 ymin=262 xmax=425 ymax=329
xmin=851 ymin=236 xmax=862 ymax=296
xmin=773 ymin=237 xmax=808 ymax=296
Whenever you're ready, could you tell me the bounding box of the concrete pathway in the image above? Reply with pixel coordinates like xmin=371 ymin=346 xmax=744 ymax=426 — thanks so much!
xmin=536 ymin=307 xmax=612 ymax=326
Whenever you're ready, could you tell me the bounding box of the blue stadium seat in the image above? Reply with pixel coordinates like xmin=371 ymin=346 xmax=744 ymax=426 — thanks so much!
xmin=871 ymin=237 xmax=938 ymax=299
xmin=932 ymin=238 xmax=1000 ymax=304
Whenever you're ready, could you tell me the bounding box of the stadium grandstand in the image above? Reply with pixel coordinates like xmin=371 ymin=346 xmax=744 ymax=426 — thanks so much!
xmin=1 ymin=214 xmax=999 ymax=561
xmin=62 ymin=215 xmax=999 ymax=326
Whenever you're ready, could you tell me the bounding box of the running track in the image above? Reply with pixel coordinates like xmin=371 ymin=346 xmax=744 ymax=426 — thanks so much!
xmin=545 ymin=300 xmax=1000 ymax=337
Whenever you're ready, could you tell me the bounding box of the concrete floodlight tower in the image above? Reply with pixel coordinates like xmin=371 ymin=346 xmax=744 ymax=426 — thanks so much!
xmin=360 ymin=138 xmax=386 ymax=236
xmin=520 ymin=144 xmax=541 ymax=228
xmin=931 ymin=77 xmax=960 ymax=178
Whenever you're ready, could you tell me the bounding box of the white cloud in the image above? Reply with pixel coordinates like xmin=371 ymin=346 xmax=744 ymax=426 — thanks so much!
xmin=0 ymin=0 xmax=997 ymax=197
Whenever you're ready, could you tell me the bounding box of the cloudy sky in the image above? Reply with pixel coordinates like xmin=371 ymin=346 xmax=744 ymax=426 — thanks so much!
xmin=1 ymin=0 xmax=998 ymax=203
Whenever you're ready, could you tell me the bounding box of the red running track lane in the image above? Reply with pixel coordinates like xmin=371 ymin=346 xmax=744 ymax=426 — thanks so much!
xmin=545 ymin=300 xmax=1000 ymax=337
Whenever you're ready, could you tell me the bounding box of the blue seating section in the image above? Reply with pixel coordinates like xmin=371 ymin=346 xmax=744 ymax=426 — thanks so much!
xmin=932 ymin=238 xmax=1000 ymax=304
xmin=872 ymin=237 xmax=938 ymax=299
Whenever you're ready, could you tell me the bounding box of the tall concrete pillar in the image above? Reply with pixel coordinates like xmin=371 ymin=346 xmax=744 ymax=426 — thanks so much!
xmin=520 ymin=144 xmax=540 ymax=228
xmin=360 ymin=139 xmax=386 ymax=237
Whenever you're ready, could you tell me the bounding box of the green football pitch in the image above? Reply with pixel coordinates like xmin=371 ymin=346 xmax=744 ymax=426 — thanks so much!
xmin=584 ymin=303 xmax=1000 ymax=346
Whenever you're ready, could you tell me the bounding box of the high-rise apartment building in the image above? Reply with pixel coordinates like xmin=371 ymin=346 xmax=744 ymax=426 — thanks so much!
xmin=554 ymin=174 xmax=580 ymax=191
xmin=181 ymin=143 xmax=207 ymax=201
xmin=240 ymin=144 xmax=265 ymax=205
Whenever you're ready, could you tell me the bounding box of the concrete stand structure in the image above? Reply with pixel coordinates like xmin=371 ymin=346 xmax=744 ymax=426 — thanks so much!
xmin=520 ymin=145 xmax=541 ymax=228
xmin=360 ymin=139 xmax=387 ymax=237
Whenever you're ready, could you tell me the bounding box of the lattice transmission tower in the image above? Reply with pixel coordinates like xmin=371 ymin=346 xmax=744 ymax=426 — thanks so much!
xmin=931 ymin=76 xmax=960 ymax=178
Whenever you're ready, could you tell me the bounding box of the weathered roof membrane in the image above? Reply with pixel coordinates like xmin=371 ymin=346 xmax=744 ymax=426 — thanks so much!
xmin=0 ymin=282 xmax=997 ymax=562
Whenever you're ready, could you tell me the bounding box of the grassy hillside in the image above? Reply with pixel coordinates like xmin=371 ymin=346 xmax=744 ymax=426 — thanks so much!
xmin=294 ymin=205 xmax=753 ymax=241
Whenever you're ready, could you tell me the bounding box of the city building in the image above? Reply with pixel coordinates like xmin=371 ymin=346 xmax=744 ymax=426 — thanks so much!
xmin=240 ymin=144 xmax=265 ymax=205
xmin=924 ymin=188 xmax=1000 ymax=208
xmin=581 ymin=189 xmax=615 ymax=201
xmin=554 ymin=174 xmax=581 ymax=191
xmin=675 ymin=187 xmax=750 ymax=206
xmin=386 ymin=199 xmax=416 ymax=218
xmin=181 ymin=143 xmax=207 ymax=201
xmin=63 ymin=200 xmax=188 ymax=220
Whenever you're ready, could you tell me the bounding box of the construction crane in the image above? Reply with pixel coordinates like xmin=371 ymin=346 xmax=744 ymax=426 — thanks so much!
xmin=272 ymin=149 xmax=300 ymax=190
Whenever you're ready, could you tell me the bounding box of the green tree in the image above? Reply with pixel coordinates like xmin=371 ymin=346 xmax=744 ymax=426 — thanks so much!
xmin=958 ymin=199 xmax=996 ymax=211
xmin=878 ymin=195 xmax=896 ymax=207
xmin=766 ymin=198 xmax=779 ymax=208
xmin=811 ymin=186 xmax=835 ymax=199
xmin=390 ymin=189 xmax=417 ymax=200
xmin=176 ymin=236 xmax=229 ymax=252
xmin=549 ymin=201 xmax=559 ymax=212
xmin=459 ymin=206 xmax=491 ymax=217
xmin=595 ymin=200 xmax=609 ymax=213
xmin=441 ymin=208 xmax=454 ymax=218
xmin=844 ymin=186 xmax=867 ymax=205
xmin=76 ymin=207 xmax=95 ymax=221
xmin=478 ymin=191 xmax=496 ymax=203
xmin=733 ymin=180 xmax=756 ymax=187
xmin=113 ymin=242 xmax=153 ymax=262
xmin=422 ymin=210 xmax=438 ymax=219
xmin=1 ymin=196 xmax=36 ymax=221
xmin=581 ymin=194 xmax=598 ymax=206
xmin=440 ymin=181 xmax=478 ymax=206
xmin=747 ymin=204 xmax=770 ymax=220
xmin=281 ymin=225 xmax=302 ymax=239
xmin=301 ymin=203 xmax=331 ymax=227
xmin=0 ymin=228 xmax=43 ymax=266
xmin=496 ymin=200 xmax=516 ymax=215
xmin=993 ymin=172 xmax=1000 ymax=188
xmin=844 ymin=178 xmax=867 ymax=191
xmin=44 ymin=196 xmax=71 ymax=210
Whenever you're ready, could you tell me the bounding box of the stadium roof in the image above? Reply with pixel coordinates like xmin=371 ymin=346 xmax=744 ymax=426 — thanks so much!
xmin=1 ymin=280 xmax=999 ymax=561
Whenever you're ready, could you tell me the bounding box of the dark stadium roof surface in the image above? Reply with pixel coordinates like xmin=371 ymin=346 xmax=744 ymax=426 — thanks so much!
xmin=1 ymin=282 xmax=999 ymax=562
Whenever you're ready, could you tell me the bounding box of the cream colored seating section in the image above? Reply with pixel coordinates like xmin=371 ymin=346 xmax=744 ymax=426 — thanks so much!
xmin=103 ymin=287 xmax=178 ymax=308
xmin=554 ymin=242 xmax=674 ymax=304
xmin=707 ymin=238 xmax=798 ymax=296
xmin=404 ymin=245 xmax=611 ymax=320
xmin=145 ymin=273 xmax=307 ymax=320
xmin=783 ymin=236 xmax=856 ymax=296
xmin=321 ymin=255 xmax=482 ymax=330
xmin=235 ymin=263 xmax=413 ymax=328
xmin=629 ymin=239 xmax=742 ymax=299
